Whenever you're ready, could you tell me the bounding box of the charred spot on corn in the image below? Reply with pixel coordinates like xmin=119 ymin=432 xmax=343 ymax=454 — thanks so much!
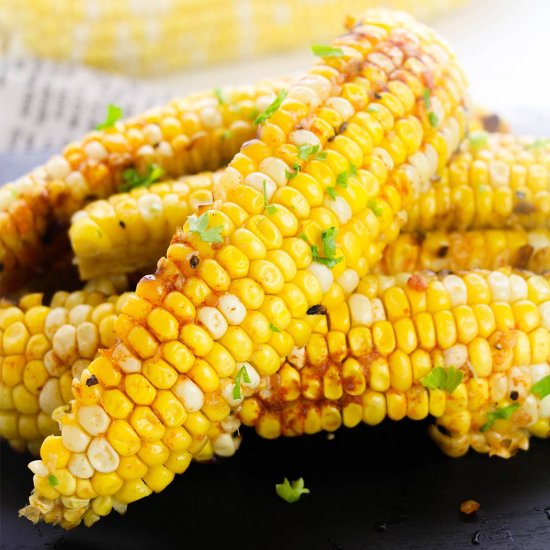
xmin=189 ymin=255 xmax=200 ymax=269
xmin=436 ymin=245 xmax=449 ymax=258
xmin=510 ymin=391 xmax=519 ymax=401
xmin=85 ymin=375 xmax=99 ymax=387
xmin=307 ymin=304 xmax=327 ymax=315
xmin=119 ymin=220 xmax=126 ymax=229
xmin=275 ymin=477 xmax=310 ymax=503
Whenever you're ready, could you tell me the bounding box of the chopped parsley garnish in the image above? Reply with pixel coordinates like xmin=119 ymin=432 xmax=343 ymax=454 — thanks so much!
xmin=286 ymin=163 xmax=301 ymax=180
xmin=296 ymin=143 xmax=327 ymax=161
xmin=336 ymin=171 xmax=349 ymax=188
xmin=213 ymin=87 xmax=226 ymax=105
xmin=188 ymin=212 xmax=223 ymax=244
xmin=275 ymin=477 xmax=310 ymax=503
xmin=326 ymin=186 xmax=337 ymax=200
xmin=368 ymin=199 xmax=383 ymax=217
xmin=423 ymin=88 xmax=431 ymax=110
xmin=481 ymin=403 xmax=520 ymax=432
xmin=298 ymin=233 xmax=309 ymax=242
xmin=254 ymin=89 xmax=288 ymax=125
xmin=528 ymin=138 xmax=550 ymax=149
xmin=262 ymin=180 xmax=277 ymax=215
xmin=233 ymin=365 xmax=251 ymax=400
xmin=468 ymin=131 xmax=489 ymax=150
xmin=96 ymin=103 xmax=123 ymax=130
xmin=311 ymin=45 xmax=344 ymax=58
xmin=349 ymin=164 xmax=357 ymax=177
xmin=532 ymin=374 xmax=550 ymax=400
xmin=308 ymin=227 xmax=343 ymax=268
xmin=270 ymin=324 xmax=281 ymax=333
xmin=421 ymin=366 xmax=463 ymax=394
xmin=48 ymin=475 xmax=59 ymax=487
xmin=121 ymin=164 xmax=164 ymax=192
xmin=428 ymin=112 xmax=439 ymax=128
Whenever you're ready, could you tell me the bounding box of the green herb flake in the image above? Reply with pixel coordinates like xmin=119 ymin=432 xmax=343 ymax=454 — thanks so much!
xmin=298 ymin=233 xmax=309 ymax=243
xmin=349 ymin=164 xmax=357 ymax=177
xmin=96 ymin=103 xmax=123 ymax=130
xmin=286 ymin=163 xmax=301 ymax=181
xmin=336 ymin=171 xmax=348 ymax=188
xmin=262 ymin=180 xmax=277 ymax=215
xmin=310 ymin=227 xmax=343 ymax=269
xmin=311 ymin=45 xmax=344 ymax=58
xmin=326 ymin=186 xmax=337 ymax=200
xmin=254 ymin=89 xmax=288 ymax=125
xmin=421 ymin=366 xmax=463 ymax=394
xmin=213 ymin=87 xmax=226 ymax=105
xmin=528 ymin=138 xmax=550 ymax=149
xmin=368 ymin=199 xmax=383 ymax=218
xmin=468 ymin=131 xmax=489 ymax=150
xmin=532 ymin=374 xmax=550 ymax=399
xmin=48 ymin=475 xmax=59 ymax=487
xmin=297 ymin=143 xmax=320 ymax=161
xmin=188 ymin=212 xmax=224 ymax=244
xmin=233 ymin=365 xmax=251 ymax=400
xmin=428 ymin=111 xmax=439 ymax=128
xmin=270 ymin=324 xmax=281 ymax=333
xmin=121 ymin=164 xmax=165 ymax=192
xmin=222 ymin=130 xmax=234 ymax=140
xmin=481 ymin=403 xmax=520 ymax=432
xmin=275 ymin=477 xmax=310 ymax=503
xmin=423 ymin=88 xmax=431 ymax=110
xmin=315 ymin=151 xmax=328 ymax=160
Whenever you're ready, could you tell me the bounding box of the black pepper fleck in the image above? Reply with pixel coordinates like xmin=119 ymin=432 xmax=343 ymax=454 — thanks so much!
xmin=510 ymin=390 xmax=519 ymax=401
xmin=85 ymin=375 xmax=99 ymax=387
xmin=374 ymin=92 xmax=383 ymax=100
xmin=190 ymin=255 xmax=200 ymax=269
xmin=119 ymin=220 xmax=126 ymax=229
xmin=307 ymin=304 xmax=327 ymax=315
xmin=436 ymin=245 xmax=449 ymax=258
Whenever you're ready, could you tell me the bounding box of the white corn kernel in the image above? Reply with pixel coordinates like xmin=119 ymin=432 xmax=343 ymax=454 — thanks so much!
xmin=300 ymin=74 xmax=332 ymax=101
xmin=83 ymin=141 xmax=108 ymax=161
xmin=348 ymin=294 xmax=373 ymax=326
xmin=221 ymin=381 xmax=242 ymax=407
xmin=112 ymin=343 xmax=142 ymax=373
xmin=307 ymin=262 xmax=333 ymax=293
xmin=523 ymin=394 xmax=539 ymax=426
xmin=39 ymin=379 xmax=64 ymax=414
xmin=142 ymin=124 xmax=162 ymax=145
xmin=244 ymin=172 xmax=277 ymax=199
xmin=287 ymin=85 xmax=321 ymax=110
xmin=212 ymin=433 xmax=238 ymax=457
xmin=87 ymin=437 xmax=120 ymax=473
xmin=408 ymin=152 xmax=431 ymax=187
xmin=371 ymin=298 xmax=387 ymax=322
xmin=259 ymin=157 xmax=289 ymax=187
xmin=172 ymin=376 xmax=204 ymax=412
xmin=111 ymin=499 xmax=127 ymax=515
xmin=236 ymin=361 xmax=260 ymax=389
xmin=325 ymin=97 xmax=354 ymax=120
xmin=200 ymin=106 xmax=223 ymax=128
xmin=443 ymin=275 xmax=467 ymax=307
xmin=62 ymin=425 xmax=91 ymax=453
xmin=197 ymin=307 xmax=228 ymax=340
xmin=69 ymin=305 xmax=93 ymax=326
xmin=77 ymin=405 xmax=111 ymax=436
xmin=539 ymin=302 xmax=550 ymax=330
xmin=509 ymin=274 xmax=528 ymax=302
xmin=76 ymin=322 xmax=100 ymax=359
xmin=444 ymin=344 xmax=468 ymax=368
xmin=530 ymin=363 xmax=550 ymax=383
xmin=487 ymin=271 xmax=511 ymax=302
xmin=68 ymin=453 xmax=94 ymax=479
xmin=221 ymin=415 xmax=241 ymax=434
xmin=217 ymin=294 xmax=246 ymax=325
xmin=489 ymin=160 xmax=510 ymax=187
xmin=539 ymin=395 xmax=550 ymax=419
xmin=62 ymin=497 xmax=90 ymax=510
xmin=45 ymin=308 xmax=68 ymax=341
xmin=45 ymin=155 xmax=71 ymax=180
xmin=324 ymin=195 xmax=352 ymax=224
xmin=288 ymin=130 xmax=320 ymax=148
xmin=28 ymin=460 xmax=49 ymax=477
xmin=337 ymin=269 xmax=359 ymax=294
xmin=288 ymin=346 xmax=305 ymax=369
xmin=52 ymin=324 xmax=77 ymax=363
xmin=424 ymin=144 xmax=438 ymax=175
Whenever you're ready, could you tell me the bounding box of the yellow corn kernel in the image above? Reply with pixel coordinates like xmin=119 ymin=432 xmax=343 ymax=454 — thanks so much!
xmin=91 ymin=472 xmax=123 ymax=496
xmin=348 ymin=327 xmax=372 ymax=357
xmin=279 ymin=364 xmax=301 ymax=401
xmin=184 ymin=411 xmax=211 ymax=437
xmin=323 ymin=365 xmax=343 ymax=400
xmin=343 ymin=402 xmax=363 ymax=428
xmin=115 ymin=479 xmax=152 ymax=504
xmin=164 ymin=450 xmax=192 ymax=474
xmin=250 ymin=343 xmax=280 ymax=376
xmin=453 ymin=305 xmax=478 ymax=344
xmin=389 ymin=350 xmax=413 ymax=391
xmin=204 ymin=343 xmax=235 ymax=378
xmin=216 ymin=245 xmax=250 ymax=279
xmin=429 ymin=388 xmax=447 ymax=417
xmin=106 ymin=420 xmax=141 ymax=456
xmin=40 ymin=435 xmax=71 ymax=469
xmin=179 ymin=324 xmax=214 ymax=357
xmin=130 ymin=406 xmax=165 ymax=441
xmin=142 ymin=465 xmax=175 ymax=493
xmin=468 ymin=337 xmax=492 ymax=378
xmin=239 ymin=398 xmax=261 ymax=426
xmin=406 ymin=385 xmax=429 ymax=420
xmin=218 ymin=326 xmax=253 ymax=362
xmin=33 ymin=474 xmax=60 ymax=500
xmin=125 ymin=374 xmax=156 ymax=405
xmin=102 ymin=389 xmax=134 ymax=419
xmin=256 ymin=412 xmax=282 ymax=439
xmin=127 ymin=326 xmax=158 ymax=359
xmin=369 ymin=357 xmax=390 ymax=392
xmin=116 ymin=455 xmax=148 ymax=481
xmin=138 ymin=440 xmax=170 ymax=466
xmin=76 ymin=479 xmax=97 ymax=499
xmin=188 ymin=359 xmax=219 ymax=393
xmin=146 ymin=308 xmax=179 ymax=342
xmin=162 ymin=426 xmax=192 ymax=452
xmin=161 ymin=341 xmax=194 ymax=373
xmin=372 ymin=321 xmax=396 ymax=355
xmin=163 ymin=292 xmax=195 ymax=323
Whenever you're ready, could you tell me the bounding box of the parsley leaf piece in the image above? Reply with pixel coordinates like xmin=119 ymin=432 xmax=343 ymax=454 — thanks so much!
xmin=315 ymin=151 xmax=328 ymax=160
xmin=213 ymin=87 xmax=226 ymax=105
xmin=48 ymin=474 xmax=59 ymax=487
xmin=481 ymin=403 xmax=520 ymax=432
xmin=420 ymin=366 xmax=463 ymax=394
xmin=222 ymin=130 xmax=234 ymax=140
xmin=262 ymin=180 xmax=277 ymax=215
xmin=321 ymin=227 xmax=337 ymax=258
xmin=232 ymin=365 xmax=252 ymax=400
xmin=311 ymin=45 xmax=344 ymax=58
xmin=254 ymin=89 xmax=288 ymax=125
xmin=349 ymin=164 xmax=357 ymax=177
xmin=336 ymin=171 xmax=348 ymax=188
xmin=297 ymin=143 xmax=320 ymax=161
xmin=275 ymin=477 xmax=310 ymax=503
xmin=188 ymin=212 xmax=223 ymax=244
xmin=368 ymin=199 xmax=383 ymax=217
xmin=469 ymin=131 xmax=489 ymax=150
xmin=326 ymin=186 xmax=337 ymax=200
xmin=121 ymin=164 xmax=164 ymax=192
xmin=96 ymin=103 xmax=123 ymax=130
xmin=532 ymin=374 xmax=550 ymax=399
xmin=270 ymin=324 xmax=281 ymax=333
xmin=298 ymin=233 xmax=309 ymax=242
xmin=286 ymin=163 xmax=301 ymax=181
xmin=423 ymin=88 xmax=431 ymax=110
xmin=428 ymin=112 xmax=439 ymax=128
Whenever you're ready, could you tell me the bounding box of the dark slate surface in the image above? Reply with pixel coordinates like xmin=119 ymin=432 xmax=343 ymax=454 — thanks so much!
xmin=1 ymin=155 xmax=550 ymax=550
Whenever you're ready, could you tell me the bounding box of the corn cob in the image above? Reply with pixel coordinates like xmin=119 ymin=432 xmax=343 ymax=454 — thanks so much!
xmin=235 ymin=269 xmax=550 ymax=460
xmin=69 ymin=173 xmax=220 ymax=280
xmin=404 ymin=133 xmax=550 ymax=233
xmin=0 ymin=79 xmax=288 ymax=292
xmin=378 ymin=229 xmax=550 ymax=274
xmin=0 ymin=281 xmax=129 ymax=454
xmin=19 ymin=10 xmax=469 ymax=528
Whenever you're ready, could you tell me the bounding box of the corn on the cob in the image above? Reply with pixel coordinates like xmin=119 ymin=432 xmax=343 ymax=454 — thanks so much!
xmin=20 ymin=10 xmax=469 ymax=528
xmin=379 ymin=229 xmax=550 ymax=274
xmin=0 ymin=79 xmax=288 ymax=292
xmin=0 ymin=282 xmax=130 ymax=454
xmin=69 ymin=173 xmax=219 ymax=280
xmin=405 ymin=133 xmax=550 ymax=233
xmin=236 ymin=269 xmax=550 ymax=460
